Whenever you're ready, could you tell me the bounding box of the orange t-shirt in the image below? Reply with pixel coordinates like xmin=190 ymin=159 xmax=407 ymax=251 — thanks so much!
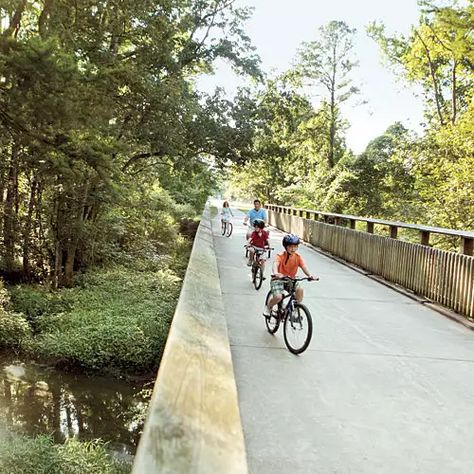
xmin=275 ymin=251 xmax=305 ymax=278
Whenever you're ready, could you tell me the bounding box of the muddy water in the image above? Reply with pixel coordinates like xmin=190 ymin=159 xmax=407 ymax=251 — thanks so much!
xmin=0 ymin=355 xmax=152 ymax=458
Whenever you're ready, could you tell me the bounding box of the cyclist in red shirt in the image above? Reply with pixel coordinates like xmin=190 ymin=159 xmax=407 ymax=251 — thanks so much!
xmin=247 ymin=219 xmax=270 ymax=273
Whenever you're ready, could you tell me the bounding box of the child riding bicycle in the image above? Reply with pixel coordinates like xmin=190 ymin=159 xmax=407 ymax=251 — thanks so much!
xmin=247 ymin=219 xmax=270 ymax=271
xmin=221 ymin=201 xmax=234 ymax=224
xmin=263 ymin=233 xmax=315 ymax=317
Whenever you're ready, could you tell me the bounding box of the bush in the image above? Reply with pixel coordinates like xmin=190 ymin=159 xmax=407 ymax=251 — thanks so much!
xmin=0 ymin=310 xmax=32 ymax=351
xmin=0 ymin=433 xmax=130 ymax=474
xmin=8 ymin=285 xmax=73 ymax=321
xmin=29 ymin=267 xmax=181 ymax=373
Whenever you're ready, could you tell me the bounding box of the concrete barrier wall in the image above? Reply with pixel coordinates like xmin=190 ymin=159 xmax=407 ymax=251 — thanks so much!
xmin=132 ymin=204 xmax=247 ymax=474
xmin=268 ymin=210 xmax=474 ymax=320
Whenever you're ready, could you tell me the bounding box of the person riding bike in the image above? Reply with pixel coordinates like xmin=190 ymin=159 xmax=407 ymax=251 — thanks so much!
xmin=220 ymin=200 xmax=234 ymax=224
xmin=243 ymin=199 xmax=267 ymax=239
xmin=247 ymin=219 xmax=270 ymax=272
xmin=263 ymin=233 xmax=315 ymax=317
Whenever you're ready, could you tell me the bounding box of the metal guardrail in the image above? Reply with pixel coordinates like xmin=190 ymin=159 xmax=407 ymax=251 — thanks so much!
xmin=132 ymin=204 xmax=247 ymax=473
xmin=266 ymin=206 xmax=474 ymax=320
xmin=266 ymin=205 xmax=474 ymax=255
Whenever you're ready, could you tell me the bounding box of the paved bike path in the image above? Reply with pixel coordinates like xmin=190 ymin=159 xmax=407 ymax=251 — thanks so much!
xmin=211 ymin=205 xmax=474 ymax=474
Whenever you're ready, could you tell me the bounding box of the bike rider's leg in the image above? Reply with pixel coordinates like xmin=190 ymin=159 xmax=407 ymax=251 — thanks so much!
xmin=247 ymin=249 xmax=254 ymax=266
xmin=264 ymin=293 xmax=282 ymax=317
xmin=295 ymin=287 xmax=304 ymax=303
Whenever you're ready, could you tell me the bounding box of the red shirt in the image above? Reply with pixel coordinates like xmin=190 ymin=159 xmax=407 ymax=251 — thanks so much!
xmin=250 ymin=230 xmax=269 ymax=248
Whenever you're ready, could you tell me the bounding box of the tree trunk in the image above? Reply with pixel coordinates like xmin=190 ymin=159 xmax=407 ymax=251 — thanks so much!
xmin=22 ymin=177 xmax=37 ymax=278
xmin=38 ymin=0 xmax=55 ymax=38
xmin=415 ymin=29 xmax=446 ymax=126
xmin=451 ymin=59 xmax=457 ymax=125
xmin=62 ymin=243 xmax=76 ymax=288
xmin=3 ymin=144 xmax=19 ymax=272
xmin=3 ymin=0 xmax=27 ymax=38
xmin=328 ymin=45 xmax=337 ymax=168
xmin=52 ymin=190 xmax=62 ymax=288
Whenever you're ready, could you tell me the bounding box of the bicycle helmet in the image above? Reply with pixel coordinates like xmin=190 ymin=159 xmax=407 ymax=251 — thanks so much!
xmin=282 ymin=233 xmax=300 ymax=248
xmin=253 ymin=219 xmax=265 ymax=229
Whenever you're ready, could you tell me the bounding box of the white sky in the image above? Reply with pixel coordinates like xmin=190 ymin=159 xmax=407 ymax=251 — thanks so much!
xmin=197 ymin=0 xmax=427 ymax=154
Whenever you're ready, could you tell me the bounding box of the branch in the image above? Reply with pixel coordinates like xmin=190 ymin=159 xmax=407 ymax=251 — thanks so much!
xmin=414 ymin=28 xmax=446 ymax=126
xmin=121 ymin=151 xmax=164 ymax=171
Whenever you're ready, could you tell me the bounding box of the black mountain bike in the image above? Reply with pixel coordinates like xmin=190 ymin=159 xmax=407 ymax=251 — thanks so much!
xmin=246 ymin=245 xmax=273 ymax=290
xmin=221 ymin=219 xmax=233 ymax=237
xmin=264 ymin=277 xmax=317 ymax=354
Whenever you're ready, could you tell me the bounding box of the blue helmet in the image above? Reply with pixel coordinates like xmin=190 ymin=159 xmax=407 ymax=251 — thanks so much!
xmin=282 ymin=233 xmax=300 ymax=248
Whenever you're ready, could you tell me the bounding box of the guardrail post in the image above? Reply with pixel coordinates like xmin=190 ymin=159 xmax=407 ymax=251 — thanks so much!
xmin=390 ymin=225 xmax=398 ymax=239
xmin=461 ymin=237 xmax=473 ymax=256
xmin=420 ymin=231 xmax=430 ymax=246
xmin=367 ymin=222 xmax=374 ymax=234
xmin=334 ymin=217 xmax=341 ymax=226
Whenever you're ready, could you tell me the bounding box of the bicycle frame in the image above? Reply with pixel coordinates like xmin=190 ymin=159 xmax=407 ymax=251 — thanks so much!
xmin=273 ymin=277 xmax=310 ymax=321
xmin=276 ymin=285 xmax=296 ymax=321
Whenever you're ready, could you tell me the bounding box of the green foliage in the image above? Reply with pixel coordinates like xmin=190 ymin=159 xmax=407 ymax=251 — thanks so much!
xmin=8 ymin=266 xmax=182 ymax=373
xmin=231 ymin=9 xmax=473 ymax=242
xmin=0 ymin=0 xmax=258 ymax=285
xmin=0 ymin=310 xmax=32 ymax=352
xmin=8 ymin=267 xmax=180 ymax=373
xmin=8 ymin=286 xmax=73 ymax=322
xmin=0 ymin=433 xmax=129 ymax=474
xmin=0 ymin=279 xmax=32 ymax=351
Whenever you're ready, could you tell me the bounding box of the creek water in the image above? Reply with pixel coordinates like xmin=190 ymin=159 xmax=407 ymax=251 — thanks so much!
xmin=0 ymin=354 xmax=151 ymax=460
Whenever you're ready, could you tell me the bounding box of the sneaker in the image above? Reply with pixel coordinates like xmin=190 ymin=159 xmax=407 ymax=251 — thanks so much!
xmin=246 ymin=261 xmax=252 ymax=267
xmin=262 ymin=276 xmax=266 ymax=281
xmin=262 ymin=305 xmax=271 ymax=317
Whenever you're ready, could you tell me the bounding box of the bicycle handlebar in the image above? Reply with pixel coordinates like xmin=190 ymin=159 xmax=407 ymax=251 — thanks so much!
xmin=271 ymin=276 xmax=319 ymax=282
xmin=244 ymin=245 xmax=274 ymax=250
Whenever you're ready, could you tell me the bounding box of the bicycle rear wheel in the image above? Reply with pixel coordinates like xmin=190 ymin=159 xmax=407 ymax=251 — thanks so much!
xmin=254 ymin=265 xmax=263 ymax=290
xmin=221 ymin=222 xmax=226 ymax=235
xmin=264 ymin=291 xmax=280 ymax=334
xmin=226 ymin=222 xmax=233 ymax=237
xmin=283 ymin=303 xmax=313 ymax=354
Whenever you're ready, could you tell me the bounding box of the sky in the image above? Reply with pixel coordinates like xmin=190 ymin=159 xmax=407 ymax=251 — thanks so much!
xmin=197 ymin=0 xmax=427 ymax=154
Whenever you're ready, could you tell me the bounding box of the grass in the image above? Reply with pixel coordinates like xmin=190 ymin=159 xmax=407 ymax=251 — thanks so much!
xmin=0 ymin=433 xmax=130 ymax=474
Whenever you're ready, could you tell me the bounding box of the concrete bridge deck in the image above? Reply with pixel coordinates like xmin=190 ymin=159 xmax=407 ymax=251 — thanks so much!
xmin=211 ymin=208 xmax=474 ymax=474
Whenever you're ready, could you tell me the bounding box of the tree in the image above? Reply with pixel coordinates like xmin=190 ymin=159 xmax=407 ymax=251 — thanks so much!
xmin=0 ymin=0 xmax=260 ymax=286
xmin=368 ymin=2 xmax=474 ymax=127
xmin=228 ymin=76 xmax=314 ymax=202
xmin=297 ymin=21 xmax=360 ymax=167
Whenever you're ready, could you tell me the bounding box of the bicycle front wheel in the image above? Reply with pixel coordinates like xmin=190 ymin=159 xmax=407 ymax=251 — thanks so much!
xmin=264 ymin=291 xmax=280 ymax=334
xmin=221 ymin=222 xmax=226 ymax=235
xmin=226 ymin=222 xmax=233 ymax=237
xmin=283 ymin=303 xmax=313 ymax=354
xmin=254 ymin=265 xmax=263 ymax=290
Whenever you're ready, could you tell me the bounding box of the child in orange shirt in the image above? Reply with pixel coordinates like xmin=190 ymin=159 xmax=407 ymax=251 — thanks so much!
xmin=263 ymin=233 xmax=315 ymax=317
